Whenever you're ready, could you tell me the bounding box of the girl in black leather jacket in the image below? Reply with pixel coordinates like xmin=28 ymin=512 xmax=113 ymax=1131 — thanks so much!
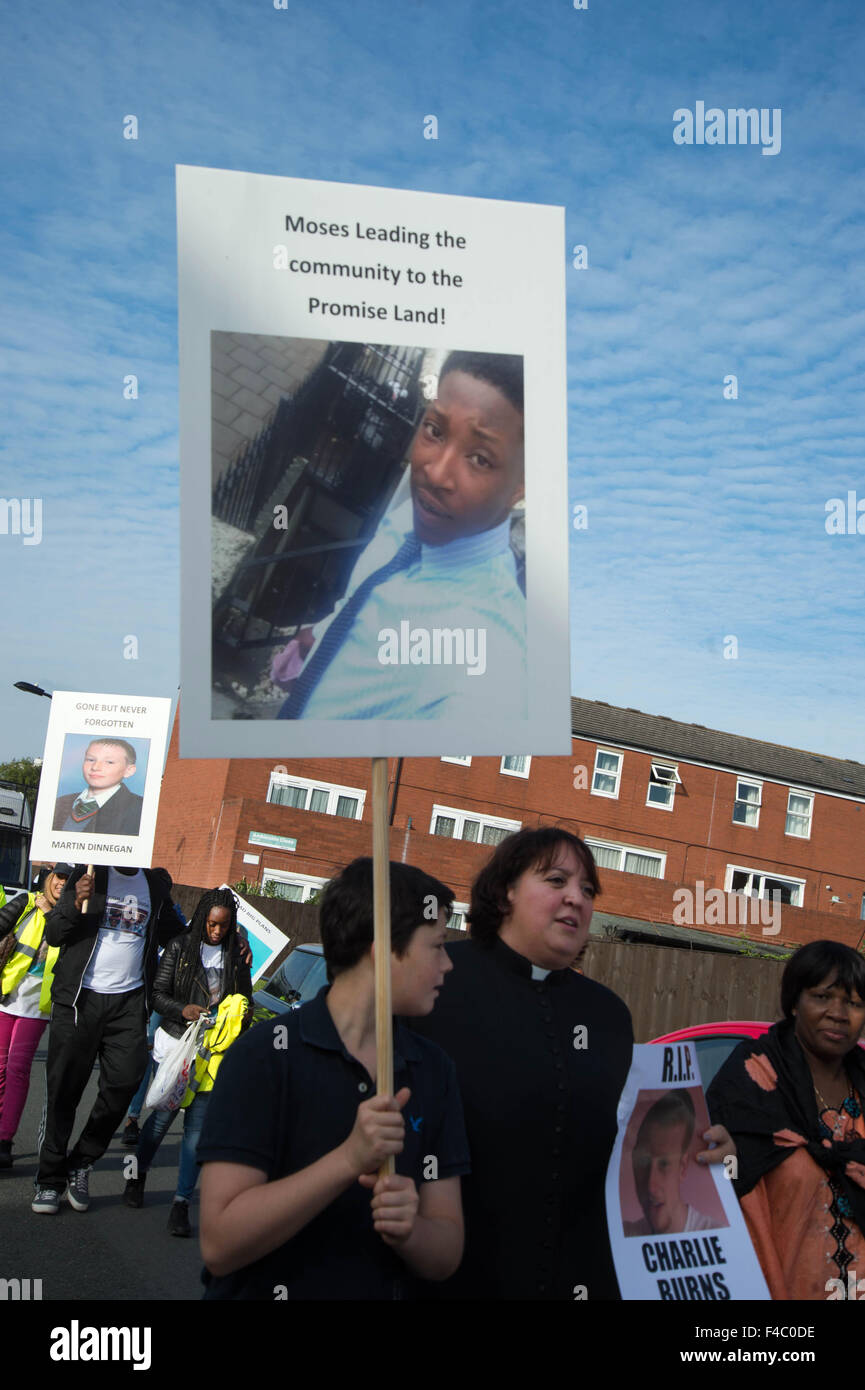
xmin=121 ymin=887 xmax=252 ymax=1236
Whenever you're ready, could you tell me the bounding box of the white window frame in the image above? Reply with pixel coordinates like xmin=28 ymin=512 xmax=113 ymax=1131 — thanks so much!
xmin=591 ymin=748 xmax=623 ymax=799
xmin=724 ymin=863 xmax=805 ymax=908
xmin=584 ymin=837 xmax=666 ymax=879
xmin=500 ymin=755 xmax=531 ymax=778
xmin=441 ymin=756 xmax=472 ymax=766
xmin=646 ymin=762 xmax=681 ymax=811
xmin=785 ymin=788 xmax=814 ymax=839
xmin=266 ymin=771 xmax=366 ymax=821
xmin=261 ymin=868 xmax=327 ymax=902
xmin=448 ymin=900 xmax=470 ymax=932
xmin=429 ymin=803 xmax=521 ymax=844
xmin=732 ymin=776 xmax=762 ymax=828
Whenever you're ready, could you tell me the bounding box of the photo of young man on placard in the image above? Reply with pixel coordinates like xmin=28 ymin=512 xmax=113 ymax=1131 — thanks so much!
xmin=211 ymin=335 xmax=526 ymax=724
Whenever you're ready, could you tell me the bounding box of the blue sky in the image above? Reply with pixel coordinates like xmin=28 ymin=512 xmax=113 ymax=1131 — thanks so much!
xmin=1 ymin=0 xmax=863 ymax=764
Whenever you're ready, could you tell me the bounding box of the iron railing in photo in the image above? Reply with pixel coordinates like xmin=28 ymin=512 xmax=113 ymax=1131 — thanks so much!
xmin=212 ymin=340 xmax=425 ymax=673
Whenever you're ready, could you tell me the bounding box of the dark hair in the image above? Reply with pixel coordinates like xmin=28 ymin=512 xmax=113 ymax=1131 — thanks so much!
xmin=780 ymin=940 xmax=865 ymax=1020
xmin=86 ymin=737 xmax=137 ymax=765
xmin=174 ymin=887 xmax=240 ymax=986
xmin=319 ymin=858 xmax=455 ymax=979
xmin=468 ymin=827 xmax=601 ymax=945
xmin=635 ymin=1090 xmax=696 ymax=1153
xmin=439 ymin=350 xmax=524 ymax=419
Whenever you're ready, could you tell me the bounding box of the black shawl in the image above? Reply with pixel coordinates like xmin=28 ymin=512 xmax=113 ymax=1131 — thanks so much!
xmin=706 ymin=1018 xmax=865 ymax=1235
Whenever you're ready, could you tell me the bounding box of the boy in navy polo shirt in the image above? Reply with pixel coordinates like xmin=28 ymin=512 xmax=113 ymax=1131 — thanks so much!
xmin=197 ymin=858 xmax=470 ymax=1299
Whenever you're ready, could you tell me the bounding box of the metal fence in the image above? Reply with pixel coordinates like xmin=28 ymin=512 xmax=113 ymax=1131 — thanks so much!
xmin=213 ymin=399 xmax=286 ymax=533
xmin=212 ymin=341 xmax=425 ymax=652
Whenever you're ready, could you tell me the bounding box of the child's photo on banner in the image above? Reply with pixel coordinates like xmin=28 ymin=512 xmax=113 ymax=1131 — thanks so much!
xmin=52 ymin=731 xmax=150 ymax=837
xmin=29 ymin=692 xmax=172 ymax=869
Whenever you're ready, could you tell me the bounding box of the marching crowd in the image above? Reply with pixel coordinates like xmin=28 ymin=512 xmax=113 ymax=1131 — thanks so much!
xmin=1 ymin=826 xmax=865 ymax=1300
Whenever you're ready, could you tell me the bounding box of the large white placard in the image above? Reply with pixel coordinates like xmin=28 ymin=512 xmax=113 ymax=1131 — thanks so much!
xmin=30 ymin=691 xmax=172 ymax=869
xmin=178 ymin=164 xmax=570 ymax=758
xmin=606 ymin=1042 xmax=770 ymax=1302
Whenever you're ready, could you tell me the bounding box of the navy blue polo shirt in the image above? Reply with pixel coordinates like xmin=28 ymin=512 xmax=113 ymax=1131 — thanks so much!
xmin=197 ymin=986 xmax=470 ymax=1300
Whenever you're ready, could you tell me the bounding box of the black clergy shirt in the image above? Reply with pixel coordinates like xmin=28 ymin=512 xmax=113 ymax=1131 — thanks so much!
xmin=197 ymin=987 xmax=470 ymax=1300
xmin=411 ymin=935 xmax=634 ymax=1300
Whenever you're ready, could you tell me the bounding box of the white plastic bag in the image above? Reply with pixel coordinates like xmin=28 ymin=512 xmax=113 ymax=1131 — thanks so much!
xmin=144 ymin=1016 xmax=207 ymax=1112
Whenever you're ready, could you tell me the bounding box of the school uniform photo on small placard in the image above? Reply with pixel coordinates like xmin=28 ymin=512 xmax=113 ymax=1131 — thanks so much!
xmin=51 ymin=731 xmax=150 ymax=838
xmin=29 ymin=692 xmax=172 ymax=869
xmin=178 ymin=166 xmax=569 ymax=759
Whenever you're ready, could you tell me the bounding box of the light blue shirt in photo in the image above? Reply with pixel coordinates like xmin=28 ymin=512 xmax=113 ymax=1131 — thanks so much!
xmin=302 ymin=500 xmax=527 ymax=721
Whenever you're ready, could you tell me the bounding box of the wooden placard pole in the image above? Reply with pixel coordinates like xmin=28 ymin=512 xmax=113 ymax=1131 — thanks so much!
xmin=371 ymin=757 xmax=394 ymax=1177
xmin=81 ymin=862 xmax=95 ymax=914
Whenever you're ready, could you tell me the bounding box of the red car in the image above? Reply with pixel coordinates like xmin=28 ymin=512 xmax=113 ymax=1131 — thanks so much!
xmin=649 ymin=1021 xmax=770 ymax=1090
xmin=652 ymin=1020 xmax=865 ymax=1090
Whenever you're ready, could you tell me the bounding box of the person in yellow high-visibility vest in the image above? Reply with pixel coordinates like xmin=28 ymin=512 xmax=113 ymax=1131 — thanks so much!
xmin=0 ymin=865 xmax=71 ymax=1168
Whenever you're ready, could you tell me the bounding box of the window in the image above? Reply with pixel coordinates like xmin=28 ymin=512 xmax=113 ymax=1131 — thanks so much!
xmin=591 ymin=749 xmax=622 ymax=798
xmin=500 ymin=756 xmax=531 ymax=778
xmin=441 ymin=756 xmax=472 ymax=766
xmin=448 ymin=901 xmax=469 ymax=931
xmin=266 ymin=772 xmax=365 ymax=821
xmin=732 ymin=778 xmax=762 ymax=827
xmin=261 ymin=869 xmax=327 ymax=902
xmin=785 ymin=790 xmax=813 ymax=838
xmin=646 ymin=762 xmax=681 ymax=810
xmin=725 ymin=865 xmax=804 ymax=908
xmin=584 ymin=837 xmax=665 ymax=879
xmin=694 ymin=1035 xmax=756 ymax=1092
xmin=430 ymin=804 xmax=521 ymax=846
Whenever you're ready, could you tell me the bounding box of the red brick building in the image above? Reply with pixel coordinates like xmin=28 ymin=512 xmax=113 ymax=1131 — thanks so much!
xmin=153 ymin=698 xmax=865 ymax=953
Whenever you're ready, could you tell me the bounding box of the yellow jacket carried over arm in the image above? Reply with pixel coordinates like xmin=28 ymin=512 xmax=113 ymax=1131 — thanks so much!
xmin=181 ymin=992 xmax=249 ymax=1107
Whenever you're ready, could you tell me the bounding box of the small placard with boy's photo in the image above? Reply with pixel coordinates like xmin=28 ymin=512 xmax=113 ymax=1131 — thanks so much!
xmin=30 ymin=691 xmax=172 ymax=869
xmin=605 ymin=1043 xmax=770 ymax=1301
xmin=178 ymin=165 xmax=570 ymax=759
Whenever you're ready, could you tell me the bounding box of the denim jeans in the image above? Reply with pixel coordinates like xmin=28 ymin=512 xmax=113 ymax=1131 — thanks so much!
xmin=128 ymin=1012 xmax=162 ymax=1120
xmin=136 ymin=1083 xmax=211 ymax=1203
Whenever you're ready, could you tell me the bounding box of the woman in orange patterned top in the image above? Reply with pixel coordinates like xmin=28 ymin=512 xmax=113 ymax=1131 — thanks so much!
xmin=707 ymin=940 xmax=865 ymax=1300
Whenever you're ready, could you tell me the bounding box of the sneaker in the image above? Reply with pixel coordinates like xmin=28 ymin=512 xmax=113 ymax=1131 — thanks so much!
xmin=123 ymin=1175 xmax=146 ymax=1208
xmin=0 ymin=1139 xmax=12 ymax=1170
xmin=66 ymin=1165 xmax=92 ymax=1212
xmin=167 ymin=1198 xmax=191 ymax=1237
xmin=122 ymin=1118 xmax=140 ymax=1146
xmin=32 ymin=1186 xmax=63 ymax=1214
